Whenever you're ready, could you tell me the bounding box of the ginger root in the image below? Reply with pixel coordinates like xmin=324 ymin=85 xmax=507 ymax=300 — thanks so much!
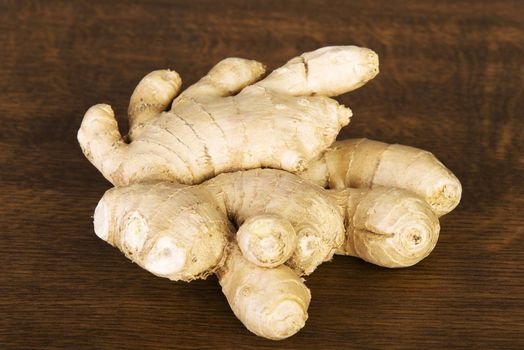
xmin=300 ymin=139 xmax=462 ymax=216
xmin=78 ymin=46 xmax=461 ymax=340
xmin=78 ymin=46 xmax=378 ymax=186
xmin=92 ymin=169 xmax=440 ymax=338
xmin=217 ymin=244 xmax=311 ymax=340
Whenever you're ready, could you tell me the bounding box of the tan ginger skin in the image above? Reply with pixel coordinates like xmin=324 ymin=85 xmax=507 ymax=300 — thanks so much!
xmin=78 ymin=46 xmax=462 ymax=340
xmin=93 ymin=169 xmax=439 ymax=339
xmin=78 ymin=46 xmax=376 ymax=186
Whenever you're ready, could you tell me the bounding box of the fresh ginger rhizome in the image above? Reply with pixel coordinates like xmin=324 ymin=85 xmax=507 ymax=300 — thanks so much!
xmin=78 ymin=46 xmax=461 ymax=340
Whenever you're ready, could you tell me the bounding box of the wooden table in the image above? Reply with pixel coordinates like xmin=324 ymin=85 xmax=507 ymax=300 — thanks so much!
xmin=2 ymin=1 xmax=523 ymax=348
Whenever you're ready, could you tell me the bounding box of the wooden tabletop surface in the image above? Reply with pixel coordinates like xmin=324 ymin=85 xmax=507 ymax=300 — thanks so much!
xmin=1 ymin=1 xmax=523 ymax=349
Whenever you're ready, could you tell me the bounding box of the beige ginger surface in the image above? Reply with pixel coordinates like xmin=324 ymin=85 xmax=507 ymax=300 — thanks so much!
xmin=78 ymin=46 xmax=461 ymax=340
xmin=78 ymin=46 xmax=379 ymax=186
xmin=301 ymin=139 xmax=462 ymax=216
xmin=92 ymin=169 xmax=440 ymax=339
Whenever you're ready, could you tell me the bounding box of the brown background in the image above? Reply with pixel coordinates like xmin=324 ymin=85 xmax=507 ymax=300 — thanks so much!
xmin=1 ymin=0 xmax=523 ymax=349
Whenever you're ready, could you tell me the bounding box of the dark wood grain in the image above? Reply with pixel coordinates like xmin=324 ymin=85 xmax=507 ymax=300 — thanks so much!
xmin=1 ymin=0 xmax=523 ymax=349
